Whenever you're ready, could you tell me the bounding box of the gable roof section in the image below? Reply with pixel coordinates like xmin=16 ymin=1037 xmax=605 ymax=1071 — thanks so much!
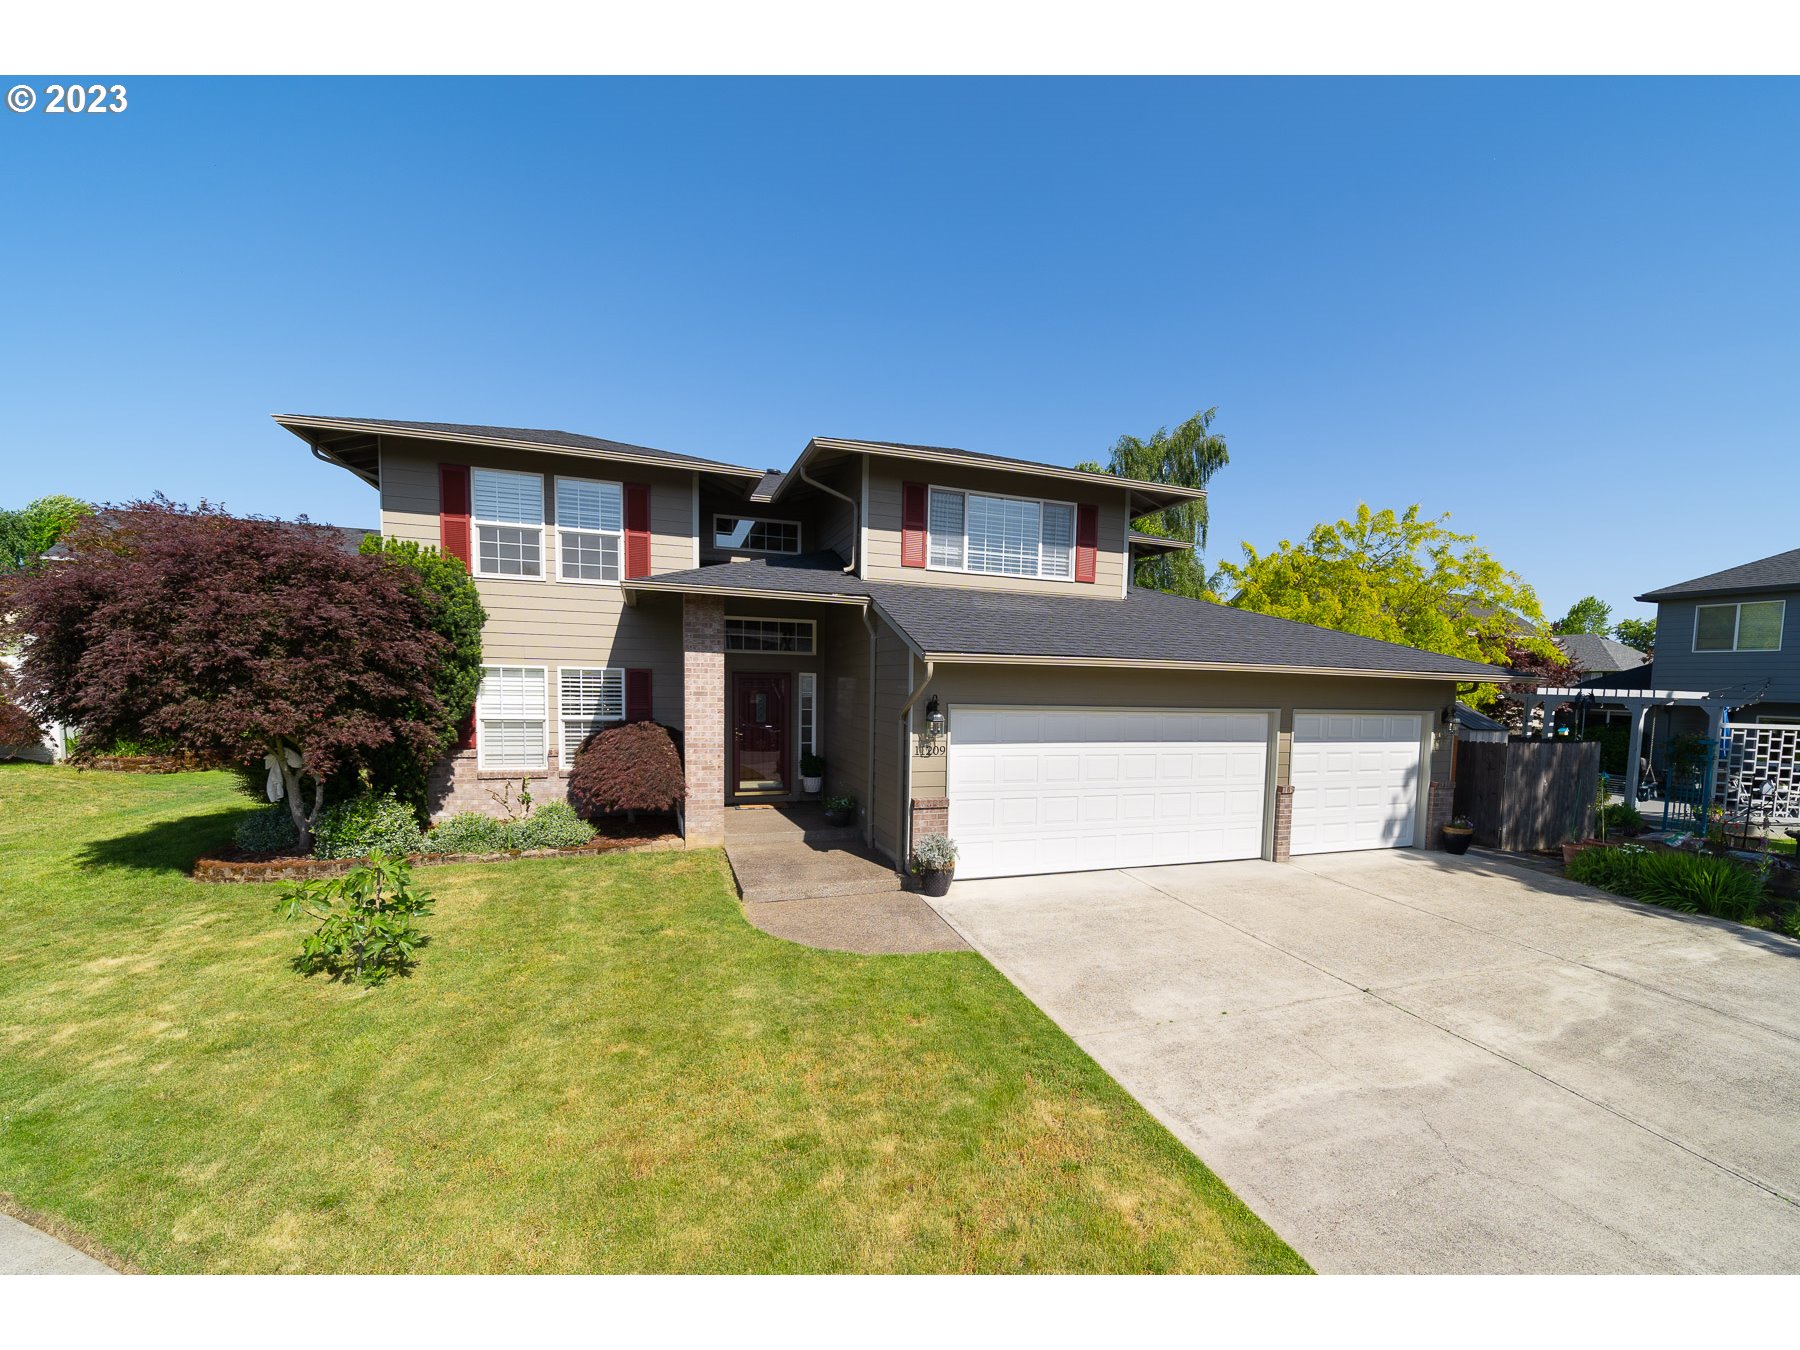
xmin=627 ymin=556 xmax=1508 ymax=680
xmin=1454 ymin=701 xmax=1506 ymax=732
xmin=1636 ymin=547 xmax=1800 ymax=602
xmin=1554 ymin=632 xmax=1651 ymax=675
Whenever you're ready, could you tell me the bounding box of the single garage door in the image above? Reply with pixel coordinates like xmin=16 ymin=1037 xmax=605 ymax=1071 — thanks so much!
xmin=947 ymin=707 xmax=1271 ymax=880
xmin=1290 ymin=712 xmax=1424 ymax=854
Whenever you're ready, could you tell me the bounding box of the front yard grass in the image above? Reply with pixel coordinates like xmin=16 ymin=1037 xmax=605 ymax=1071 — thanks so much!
xmin=0 ymin=764 xmax=1306 ymax=1274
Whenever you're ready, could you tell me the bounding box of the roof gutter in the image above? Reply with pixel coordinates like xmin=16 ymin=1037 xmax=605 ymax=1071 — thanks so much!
xmin=796 ymin=459 xmax=859 ymax=574
xmin=917 ymin=652 xmax=1509 ymax=681
xmin=307 ymin=440 xmax=379 ymax=489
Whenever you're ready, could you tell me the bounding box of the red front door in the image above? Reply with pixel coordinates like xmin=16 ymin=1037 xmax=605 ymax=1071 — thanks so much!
xmin=732 ymin=672 xmax=790 ymax=795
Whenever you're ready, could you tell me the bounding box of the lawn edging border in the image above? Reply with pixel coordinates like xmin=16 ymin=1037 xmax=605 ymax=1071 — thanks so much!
xmin=193 ymin=835 xmax=683 ymax=883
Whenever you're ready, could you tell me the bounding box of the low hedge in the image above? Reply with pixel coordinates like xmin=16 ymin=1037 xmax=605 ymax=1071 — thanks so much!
xmin=312 ymin=792 xmax=427 ymax=860
xmin=1566 ymin=845 xmax=1766 ymax=923
xmin=421 ymin=801 xmax=595 ymax=854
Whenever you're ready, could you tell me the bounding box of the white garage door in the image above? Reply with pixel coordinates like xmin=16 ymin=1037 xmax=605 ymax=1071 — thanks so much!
xmin=1290 ymin=713 xmax=1424 ymax=855
xmin=947 ymin=708 xmax=1272 ymax=880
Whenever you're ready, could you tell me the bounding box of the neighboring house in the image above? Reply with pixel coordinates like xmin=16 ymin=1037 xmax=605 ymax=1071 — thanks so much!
xmin=281 ymin=414 xmax=1505 ymax=881
xmin=1553 ymin=632 xmax=1650 ymax=683
xmin=0 ymin=650 xmax=67 ymax=763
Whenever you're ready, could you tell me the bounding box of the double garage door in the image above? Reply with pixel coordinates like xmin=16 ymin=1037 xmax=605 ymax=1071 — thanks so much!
xmin=946 ymin=706 xmax=1424 ymax=880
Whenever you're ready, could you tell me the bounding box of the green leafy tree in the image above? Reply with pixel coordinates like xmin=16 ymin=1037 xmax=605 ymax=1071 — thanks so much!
xmin=1553 ymin=595 xmax=1613 ymax=635
xmin=1614 ymin=616 xmax=1657 ymax=653
xmin=1218 ymin=503 xmax=1557 ymax=704
xmin=1078 ymin=407 xmax=1229 ymax=596
xmin=358 ymin=536 xmax=487 ymax=812
xmin=0 ymin=495 xmax=93 ymax=572
xmin=278 ymin=849 xmax=434 ymax=985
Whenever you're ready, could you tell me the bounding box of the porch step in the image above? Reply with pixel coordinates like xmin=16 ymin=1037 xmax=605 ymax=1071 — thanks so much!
xmin=725 ymin=837 xmax=905 ymax=904
xmin=723 ymin=805 xmax=863 ymax=849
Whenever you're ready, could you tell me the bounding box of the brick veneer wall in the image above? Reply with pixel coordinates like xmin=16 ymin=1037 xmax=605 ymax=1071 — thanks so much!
xmin=682 ymin=595 xmax=726 ymax=847
xmin=1425 ymin=777 xmax=1454 ymax=850
xmin=909 ymin=796 xmax=949 ymax=846
xmin=426 ymin=747 xmax=570 ymax=822
xmin=1272 ymin=784 xmax=1295 ymax=862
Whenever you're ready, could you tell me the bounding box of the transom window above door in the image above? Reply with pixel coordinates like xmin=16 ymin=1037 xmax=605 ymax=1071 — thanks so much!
xmin=714 ymin=515 xmax=801 ymax=554
xmin=556 ymin=477 xmax=624 ymax=583
xmin=724 ymin=617 xmax=816 ymax=654
xmin=472 ymin=468 xmax=545 ymax=579
xmin=927 ymin=487 xmax=1076 ymax=580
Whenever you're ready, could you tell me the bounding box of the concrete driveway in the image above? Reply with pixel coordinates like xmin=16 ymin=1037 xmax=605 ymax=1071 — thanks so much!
xmin=930 ymin=850 xmax=1800 ymax=1273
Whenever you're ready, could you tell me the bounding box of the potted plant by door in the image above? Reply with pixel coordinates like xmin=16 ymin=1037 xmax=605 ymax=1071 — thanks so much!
xmin=1441 ymin=815 xmax=1475 ymax=856
xmin=800 ymin=752 xmax=824 ymax=795
xmin=910 ymin=832 xmax=959 ymax=897
xmin=822 ymin=793 xmax=857 ymax=828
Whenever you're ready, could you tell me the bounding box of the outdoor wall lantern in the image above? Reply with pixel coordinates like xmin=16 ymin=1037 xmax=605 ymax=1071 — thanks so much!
xmin=920 ymin=696 xmax=948 ymax=757
xmin=1442 ymin=702 xmax=1458 ymax=729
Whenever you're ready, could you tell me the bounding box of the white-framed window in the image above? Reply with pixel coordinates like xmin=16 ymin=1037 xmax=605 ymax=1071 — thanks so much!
xmin=476 ymin=665 xmax=547 ymax=770
xmin=473 ymin=468 xmax=545 ymax=579
xmin=556 ymin=476 xmax=624 ymax=583
xmin=558 ymin=666 xmax=624 ymax=762
xmin=926 ymin=487 xmax=1078 ymax=580
xmin=797 ymin=671 xmax=819 ymax=759
xmin=714 ymin=515 xmax=801 ymax=555
xmin=1693 ymin=599 xmax=1785 ymax=653
xmin=724 ymin=617 xmax=816 ymax=654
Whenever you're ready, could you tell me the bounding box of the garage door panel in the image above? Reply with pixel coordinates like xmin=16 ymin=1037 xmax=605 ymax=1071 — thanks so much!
xmin=1290 ymin=713 xmax=1423 ymax=856
xmin=949 ymin=707 xmax=1272 ymax=880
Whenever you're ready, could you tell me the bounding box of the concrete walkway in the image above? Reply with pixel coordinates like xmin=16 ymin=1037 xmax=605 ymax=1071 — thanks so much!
xmin=931 ymin=850 xmax=1800 ymax=1274
xmin=0 ymin=1213 xmax=117 ymax=1275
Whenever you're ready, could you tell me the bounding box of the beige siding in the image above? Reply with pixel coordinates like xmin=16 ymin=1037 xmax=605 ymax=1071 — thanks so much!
xmin=862 ymin=456 xmax=1130 ymax=596
xmin=869 ymin=616 xmax=912 ymax=862
xmin=909 ymin=666 xmax=1456 ymax=802
xmin=820 ymin=606 xmax=872 ymax=830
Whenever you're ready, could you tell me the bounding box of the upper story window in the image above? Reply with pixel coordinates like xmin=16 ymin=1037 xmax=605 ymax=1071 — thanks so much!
xmin=556 ymin=476 xmax=624 ymax=583
xmin=472 ymin=468 xmax=544 ymax=579
xmin=927 ymin=488 xmax=1076 ymax=580
xmin=714 ymin=515 xmax=800 ymax=555
xmin=1693 ymin=599 xmax=1785 ymax=652
xmin=725 ymin=617 xmax=816 ymax=654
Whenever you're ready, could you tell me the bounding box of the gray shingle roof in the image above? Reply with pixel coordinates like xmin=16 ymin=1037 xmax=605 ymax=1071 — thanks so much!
xmin=1637 ymin=547 xmax=1800 ymax=602
xmin=1454 ymin=701 xmax=1506 ymax=732
xmin=629 ymin=556 xmax=1509 ymax=679
xmin=276 ymin=415 xmax=761 ymax=477
xmin=1554 ymin=632 xmax=1652 ymax=676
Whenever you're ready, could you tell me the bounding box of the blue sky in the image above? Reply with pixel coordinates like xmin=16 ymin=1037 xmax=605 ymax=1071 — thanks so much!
xmin=3 ymin=77 xmax=1795 ymax=623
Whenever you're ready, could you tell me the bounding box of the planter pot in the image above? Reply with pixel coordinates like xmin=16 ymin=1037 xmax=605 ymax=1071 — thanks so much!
xmin=1441 ymin=827 xmax=1474 ymax=856
xmin=801 ymin=775 xmax=822 ymax=794
xmin=823 ymin=807 xmax=855 ymax=828
xmin=916 ymin=867 xmax=953 ymax=898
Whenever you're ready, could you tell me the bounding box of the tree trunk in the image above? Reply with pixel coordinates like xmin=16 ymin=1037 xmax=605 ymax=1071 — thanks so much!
xmin=275 ymin=745 xmax=325 ymax=854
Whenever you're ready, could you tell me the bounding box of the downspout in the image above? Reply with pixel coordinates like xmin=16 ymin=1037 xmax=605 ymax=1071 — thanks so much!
xmin=861 ymin=606 xmax=878 ymax=851
xmin=799 ymin=460 xmax=858 ymax=574
xmin=897 ymin=656 xmax=937 ymax=878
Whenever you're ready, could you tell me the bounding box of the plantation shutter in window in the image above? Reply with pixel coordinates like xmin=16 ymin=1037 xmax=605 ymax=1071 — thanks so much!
xmin=626 ymin=668 xmax=653 ymax=723
xmin=439 ymin=464 xmax=472 ymax=570
xmin=623 ymin=483 xmax=652 ymax=579
xmin=1074 ymin=503 xmax=1099 ymax=583
xmin=901 ymin=482 xmax=928 ymax=568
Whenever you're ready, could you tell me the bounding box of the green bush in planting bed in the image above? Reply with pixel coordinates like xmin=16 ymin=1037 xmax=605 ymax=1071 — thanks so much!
xmin=421 ymin=812 xmax=510 ymax=855
xmin=311 ymin=792 xmax=427 ymax=860
xmin=234 ymin=804 xmax=300 ymax=855
xmin=1567 ymin=844 xmax=1766 ymax=923
xmin=421 ymin=801 xmax=596 ymax=855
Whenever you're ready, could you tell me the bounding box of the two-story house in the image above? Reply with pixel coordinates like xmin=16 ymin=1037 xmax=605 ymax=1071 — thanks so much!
xmin=280 ymin=414 xmax=1506 ymax=881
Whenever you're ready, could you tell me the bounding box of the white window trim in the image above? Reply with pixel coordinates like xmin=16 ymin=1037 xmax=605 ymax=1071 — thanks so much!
xmin=924 ymin=486 xmax=1080 ymax=582
xmin=713 ymin=513 xmax=803 ymax=556
xmin=471 ymin=467 xmax=548 ymax=583
xmin=797 ymin=671 xmax=820 ymax=761
xmin=723 ymin=615 xmax=818 ymax=655
xmin=556 ymin=664 xmax=626 ymax=764
xmin=554 ymin=474 xmax=626 ymax=587
xmin=476 ymin=664 xmax=550 ymax=771
xmin=1692 ymin=599 xmax=1785 ymax=653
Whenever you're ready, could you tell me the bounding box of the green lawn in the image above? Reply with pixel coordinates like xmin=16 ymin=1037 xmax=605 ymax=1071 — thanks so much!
xmin=0 ymin=764 xmax=1305 ymax=1274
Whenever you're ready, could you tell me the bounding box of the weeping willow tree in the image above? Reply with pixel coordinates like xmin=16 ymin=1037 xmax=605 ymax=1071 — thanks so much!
xmin=1077 ymin=407 xmax=1229 ymax=597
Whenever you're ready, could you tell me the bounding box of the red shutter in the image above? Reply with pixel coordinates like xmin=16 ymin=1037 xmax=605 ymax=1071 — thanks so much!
xmin=625 ymin=669 xmax=653 ymax=723
xmin=624 ymin=483 xmax=652 ymax=579
xmin=439 ymin=464 xmax=472 ymax=570
xmin=901 ymin=482 xmax=928 ymax=568
xmin=458 ymin=710 xmax=477 ymax=751
xmin=1075 ymin=503 xmax=1098 ymax=583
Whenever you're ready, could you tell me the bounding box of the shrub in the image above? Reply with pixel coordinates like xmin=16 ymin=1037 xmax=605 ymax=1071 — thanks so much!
xmin=824 ymin=793 xmax=856 ymax=814
xmin=800 ymin=752 xmax=825 ymax=778
xmin=1602 ymin=801 xmax=1646 ymax=836
xmin=1565 ymin=844 xmax=1647 ymax=896
xmin=421 ymin=812 xmax=510 ymax=855
xmin=311 ymin=791 xmax=426 ymax=859
xmin=277 ymin=849 xmax=434 ymax=986
xmin=1634 ymin=851 xmax=1763 ymax=923
xmin=567 ymin=722 xmax=685 ymax=818
xmin=911 ymin=832 xmax=959 ymax=873
xmin=235 ymin=804 xmax=301 ymax=854
xmin=511 ymin=800 xmax=595 ymax=850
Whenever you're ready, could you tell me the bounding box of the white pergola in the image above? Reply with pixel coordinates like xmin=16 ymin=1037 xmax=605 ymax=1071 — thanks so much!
xmin=1523 ymin=685 xmax=1733 ymax=803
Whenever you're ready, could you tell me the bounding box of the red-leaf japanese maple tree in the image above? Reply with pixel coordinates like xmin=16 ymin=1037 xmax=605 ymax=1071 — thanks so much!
xmin=1 ymin=500 xmax=452 ymax=851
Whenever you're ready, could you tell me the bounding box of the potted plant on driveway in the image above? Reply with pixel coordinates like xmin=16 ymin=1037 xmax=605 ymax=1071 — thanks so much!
xmin=800 ymin=752 xmax=824 ymax=795
xmin=910 ymin=832 xmax=958 ymax=897
xmin=822 ymin=793 xmax=856 ymax=828
xmin=1441 ymin=815 xmax=1475 ymax=856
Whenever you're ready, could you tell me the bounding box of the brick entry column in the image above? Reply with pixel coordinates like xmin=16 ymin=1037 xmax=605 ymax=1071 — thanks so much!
xmin=1424 ymin=777 xmax=1453 ymax=851
xmin=1272 ymin=784 xmax=1296 ymax=863
xmin=682 ymin=595 xmax=725 ymax=847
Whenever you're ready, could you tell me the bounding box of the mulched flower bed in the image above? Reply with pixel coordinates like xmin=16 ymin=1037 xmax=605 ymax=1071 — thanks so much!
xmin=73 ymin=751 xmax=220 ymax=774
xmin=194 ymin=820 xmax=683 ymax=883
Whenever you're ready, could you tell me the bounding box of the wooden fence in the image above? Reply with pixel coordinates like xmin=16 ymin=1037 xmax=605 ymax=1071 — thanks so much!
xmin=1453 ymin=740 xmax=1600 ymax=851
